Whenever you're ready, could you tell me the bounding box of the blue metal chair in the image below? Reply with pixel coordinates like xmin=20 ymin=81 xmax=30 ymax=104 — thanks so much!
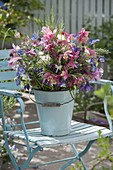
xmin=84 ymin=79 xmax=113 ymax=123
xmin=104 ymin=85 xmax=113 ymax=132
xmin=0 ymin=49 xmax=113 ymax=170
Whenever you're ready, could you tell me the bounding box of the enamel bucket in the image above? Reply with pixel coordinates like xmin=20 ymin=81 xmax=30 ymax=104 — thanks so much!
xmin=33 ymin=90 xmax=74 ymax=136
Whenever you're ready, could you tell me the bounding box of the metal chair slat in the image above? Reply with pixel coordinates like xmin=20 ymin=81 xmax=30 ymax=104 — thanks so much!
xmin=0 ymin=70 xmax=17 ymax=81
xmin=4 ymin=121 xmax=112 ymax=148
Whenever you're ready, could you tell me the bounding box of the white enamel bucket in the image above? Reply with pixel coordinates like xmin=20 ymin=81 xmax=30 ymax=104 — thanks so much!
xmin=33 ymin=90 xmax=74 ymax=136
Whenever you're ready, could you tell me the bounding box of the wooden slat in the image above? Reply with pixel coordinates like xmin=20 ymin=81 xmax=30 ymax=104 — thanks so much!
xmin=78 ymin=0 xmax=83 ymax=32
xmin=58 ymin=0 xmax=64 ymax=25
xmin=0 ymin=60 xmax=11 ymax=70
xmin=51 ymin=0 xmax=57 ymax=19
xmin=111 ymin=0 xmax=113 ymax=16
xmin=84 ymin=0 xmax=90 ymax=18
xmin=0 ymin=71 xmax=17 ymax=81
xmin=71 ymin=0 xmax=77 ymax=33
xmin=97 ymin=0 xmax=103 ymax=26
xmin=45 ymin=0 xmax=51 ymax=16
xmin=33 ymin=10 xmax=39 ymax=32
xmin=18 ymin=22 xmax=33 ymax=37
xmin=5 ymin=121 xmax=112 ymax=147
xmin=39 ymin=0 xmax=45 ymax=21
xmin=104 ymin=0 xmax=110 ymax=22
xmin=64 ymin=0 xmax=70 ymax=32
xmin=0 ymin=49 xmax=11 ymax=59
xmin=0 ymin=81 xmax=22 ymax=90
xmin=90 ymin=0 xmax=96 ymax=27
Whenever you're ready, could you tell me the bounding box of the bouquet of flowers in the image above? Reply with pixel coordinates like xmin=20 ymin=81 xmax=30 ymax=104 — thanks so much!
xmin=9 ymin=27 xmax=108 ymax=91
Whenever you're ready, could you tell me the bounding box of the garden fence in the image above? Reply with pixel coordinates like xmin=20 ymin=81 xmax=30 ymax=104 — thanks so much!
xmin=20 ymin=0 xmax=113 ymax=35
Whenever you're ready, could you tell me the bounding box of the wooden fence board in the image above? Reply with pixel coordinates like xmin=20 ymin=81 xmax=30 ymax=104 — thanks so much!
xmin=71 ymin=0 xmax=77 ymax=33
xmin=19 ymin=0 xmax=113 ymax=34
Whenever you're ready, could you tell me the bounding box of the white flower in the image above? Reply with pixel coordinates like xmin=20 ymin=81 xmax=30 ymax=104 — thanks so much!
xmin=14 ymin=31 xmax=20 ymax=38
xmin=40 ymin=55 xmax=50 ymax=61
xmin=57 ymin=34 xmax=65 ymax=40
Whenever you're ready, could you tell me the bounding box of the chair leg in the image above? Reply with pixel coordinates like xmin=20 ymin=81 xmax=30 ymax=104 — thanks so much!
xmin=4 ymin=136 xmax=20 ymax=170
xmin=5 ymin=136 xmax=43 ymax=170
xmin=59 ymin=145 xmax=88 ymax=170
xmin=60 ymin=141 xmax=95 ymax=170
xmin=71 ymin=144 xmax=88 ymax=170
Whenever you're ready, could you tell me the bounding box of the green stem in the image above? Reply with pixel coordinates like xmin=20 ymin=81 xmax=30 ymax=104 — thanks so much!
xmin=2 ymin=28 xmax=11 ymax=49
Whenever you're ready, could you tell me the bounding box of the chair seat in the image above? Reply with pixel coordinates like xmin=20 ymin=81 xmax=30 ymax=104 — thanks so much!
xmin=4 ymin=120 xmax=112 ymax=148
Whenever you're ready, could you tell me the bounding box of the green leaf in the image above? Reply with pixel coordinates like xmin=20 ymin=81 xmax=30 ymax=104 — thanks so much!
xmin=94 ymin=83 xmax=111 ymax=99
xmin=70 ymin=167 xmax=76 ymax=170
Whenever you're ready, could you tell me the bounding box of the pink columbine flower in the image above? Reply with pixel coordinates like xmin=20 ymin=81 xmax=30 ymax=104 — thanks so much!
xmin=41 ymin=26 xmax=56 ymax=40
xmin=67 ymin=51 xmax=80 ymax=68
xmin=78 ymin=28 xmax=89 ymax=43
xmin=12 ymin=44 xmax=20 ymax=51
xmin=9 ymin=56 xmax=22 ymax=69
xmin=62 ymin=32 xmax=72 ymax=43
xmin=43 ymin=72 xmax=58 ymax=86
xmin=91 ymin=68 xmax=103 ymax=80
xmin=87 ymin=48 xmax=96 ymax=57
xmin=67 ymin=57 xmax=77 ymax=69
xmin=8 ymin=26 xmax=105 ymax=92
xmin=59 ymin=50 xmax=72 ymax=62
xmin=10 ymin=44 xmax=20 ymax=56
xmin=26 ymin=49 xmax=37 ymax=56
xmin=60 ymin=69 xmax=69 ymax=80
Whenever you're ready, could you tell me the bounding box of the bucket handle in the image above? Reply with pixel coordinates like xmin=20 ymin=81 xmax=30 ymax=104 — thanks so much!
xmin=29 ymin=91 xmax=75 ymax=107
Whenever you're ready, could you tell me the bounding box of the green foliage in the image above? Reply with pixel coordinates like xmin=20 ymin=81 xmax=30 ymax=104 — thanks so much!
xmin=34 ymin=9 xmax=64 ymax=34
xmin=2 ymin=96 xmax=16 ymax=114
xmin=70 ymin=167 xmax=76 ymax=170
xmin=0 ymin=0 xmax=44 ymax=27
xmin=0 ymin=0 xmax=44 ymax=47
xmin=70 ymin=162 xmax=84 ymax=170
xmin=0 ymin=131 xmax=10 ymax=164
xmin=70 ymin=132 xmax=113 ymax=170
xmin=94 ymin=83 xmax=112 ymax=99
xmin=97 ymin=130 xmax=111 ymax=158
xmin=74 ymin=90 xmax=101 ymax=113
xmin=84 ymin=16 xmax=113 ymax=79
xmin=94 ymin=84 xmax=113 ymax=118
xmin=96 ymin=48 xmax=110 ymax=56
xmin=91 ymin=131 xmax=113 ymax=170
xmin=45 ymin=9 xmax=64 ymax=32
xmin=0 ymin=96 xmax=17 ymax=164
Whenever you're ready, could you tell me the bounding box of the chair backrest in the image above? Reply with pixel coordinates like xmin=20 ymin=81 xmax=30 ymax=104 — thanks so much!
xmin=103 ymin=84 xmax=113 ymax=132
xmin=0 ymin=49 xmax=22 ymax=90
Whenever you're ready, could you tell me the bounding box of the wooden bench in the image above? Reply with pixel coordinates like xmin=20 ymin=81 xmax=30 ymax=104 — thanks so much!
xmin=0 ymin=49 xmax=113 ymax=170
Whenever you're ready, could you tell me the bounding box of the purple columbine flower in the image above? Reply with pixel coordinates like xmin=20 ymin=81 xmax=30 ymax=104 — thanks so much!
xmin=98 ymin=56 xmax=106 ymax=63
xmin=73 ymin=46 xmax=79 ymax=52
xmin=80 ymin=82 xmax=94 ymax=92
xmin=33 ymin=68 xmax=43 ymax=73
xmin=24 ymin=84 xmax=30 ymax=90
xmin=11 ymin=145 xmax=17 ymax=151
xmin=90 ymin=59 xmax=96 ymax=72
xmin=32 ymin=33 xmax=38 ymax=40
xmin=89 ymin=38 xmax=100 ymax=45
xmin=16 ymin=78 xmax=20 ymax=86
xmin=18 ymin=49 xmax=24 ymax=56
xmin=73 ymin=34 xmax=79 ymax=38
xmin=31 ymin=33 xmax=40 ymax=41
xmin=16 ymin=66 xmax=26 ymax=86
xmin=0 ymin=1 xmax=6 ymax=10
xmin=16 ymin=66 xmax=26 ymax=76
